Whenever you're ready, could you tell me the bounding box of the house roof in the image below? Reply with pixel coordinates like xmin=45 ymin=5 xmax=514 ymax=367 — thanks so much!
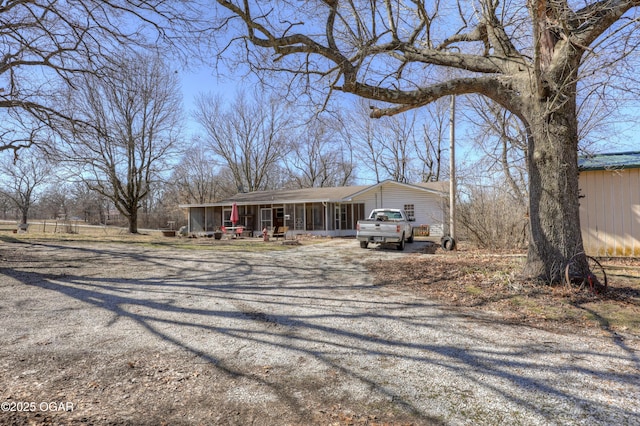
xmin=413 ymin=180 xmax=450 ymax=193
xmin=220 ymin=184 xmax=372 ymax=205
xmin=179 ymin=179 xmax=448 ymax=208
xmin=578 ymin=151 xmax=640 ymax=171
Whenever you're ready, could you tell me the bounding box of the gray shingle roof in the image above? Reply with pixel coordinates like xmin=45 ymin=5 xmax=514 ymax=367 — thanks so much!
xmin=179 ymin=179 xmax=448 ymax=208
xmin=219 ymin=185 xmax=371 ymax=204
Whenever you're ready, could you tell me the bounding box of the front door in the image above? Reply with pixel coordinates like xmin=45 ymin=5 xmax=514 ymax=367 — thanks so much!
xmin=260 ymin=208 xmax=272 ymax=231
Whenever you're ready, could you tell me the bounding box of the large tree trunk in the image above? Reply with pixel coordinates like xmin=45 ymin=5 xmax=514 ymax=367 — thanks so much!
xmin=127 ymin=208 xmax=138 ymax=234
xmin=21 ymin=208 xmax=28 ymax=225
xmin=518 ymin=0 xmax=587 ymax=282
xmin=521 ymin=89 xmax=584 ymax=282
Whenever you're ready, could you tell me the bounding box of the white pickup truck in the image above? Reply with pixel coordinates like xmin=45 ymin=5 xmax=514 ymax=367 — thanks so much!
xmin=356 ymin=208 xmax=415 ymax=250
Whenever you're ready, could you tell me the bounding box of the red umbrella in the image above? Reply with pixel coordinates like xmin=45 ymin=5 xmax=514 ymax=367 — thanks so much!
xmin=230 ymin=202 xmax=240 ymax=227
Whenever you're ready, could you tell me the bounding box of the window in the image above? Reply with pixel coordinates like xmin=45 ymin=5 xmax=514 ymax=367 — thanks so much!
xmin=404 ymin=204 xmax=415 ymax=220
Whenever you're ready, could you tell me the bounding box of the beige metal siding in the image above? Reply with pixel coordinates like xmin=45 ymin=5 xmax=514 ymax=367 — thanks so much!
xmin=579 ymin=168 xmax=640 ymax=256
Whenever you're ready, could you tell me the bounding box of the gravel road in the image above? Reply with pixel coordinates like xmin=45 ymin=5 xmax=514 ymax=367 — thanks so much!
xmin=0 ymin=238 xmax=639 ymax=425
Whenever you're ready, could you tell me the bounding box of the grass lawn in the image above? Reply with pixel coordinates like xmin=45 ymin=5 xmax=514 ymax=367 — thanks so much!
xmin=0 ymin=220 xmax=297 ymax=252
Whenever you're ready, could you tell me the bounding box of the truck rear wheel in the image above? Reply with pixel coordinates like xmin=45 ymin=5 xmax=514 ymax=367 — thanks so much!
xmin=397 ymin=235 xmax=405 ymax=251
xmin=359 ymin=241 xmax=368 ymax=249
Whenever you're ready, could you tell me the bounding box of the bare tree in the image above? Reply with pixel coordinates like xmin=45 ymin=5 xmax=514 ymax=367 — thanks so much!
xmin=138 ymin=183 xmax=189 ymax=230
xmin=456 ymin=183 xmax=529 ymax=250
xmin=208 ymin=0 xmax=640 ymax=281
xmin=344 ymin=101 xmax=385 ymax=183
xmin=195 ymin=91 xmax=293 ymax=193
xmin=285 ymin=117 xmax=355 ymax=188
xmin=0 ymin=192 xmax=13 ymax=220
xmin=171 ymin=144 xmax=228 ymax=203
xmin=415 ymin=99 xmax=449 ymax=183
xmin=466 ymin=98 xmax=529 ymax=207
xmin=376 ymin=115 xmax=415 ymax=184
xmin=36 ymin=184 xmax=71 ymax=221
xmin=346 ymin=100 xmax=444 ymax=184
xmin=455 ymin=98 xmax=531 ymax=249
xmin=346 ymin=101 xmax=416 ymax=183
xmin=59 ymin=51 xmax=183 ymax=233
xmin=0 ymin=0 xmax=189 ymax=156
xmin=0 ymin=150 xmax=51 ymax=225
xmin=68 ymin=182 xmax=110 ymax=225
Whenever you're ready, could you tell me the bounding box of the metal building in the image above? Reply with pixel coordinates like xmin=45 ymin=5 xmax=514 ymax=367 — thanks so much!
xmin=578 ymin=151 xmax=640 ymax=257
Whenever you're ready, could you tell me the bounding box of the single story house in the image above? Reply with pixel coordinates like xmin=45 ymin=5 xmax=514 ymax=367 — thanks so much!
xmin=578 ymin=151 xmax=640 ymax=257
xmin=179 ymin=179 xmax=448 ymax=238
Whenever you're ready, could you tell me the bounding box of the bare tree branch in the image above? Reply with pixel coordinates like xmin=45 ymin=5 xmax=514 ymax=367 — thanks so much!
xmin=56 ymin=51 xmax=183 ymax=233
xmin=0 ymin=0 xmax=194 ymax=154
xmin=206 ymin=0 xmax=640 ymax=281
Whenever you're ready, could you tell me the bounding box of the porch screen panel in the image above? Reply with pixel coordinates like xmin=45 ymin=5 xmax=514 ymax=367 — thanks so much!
xmin=190 ymin=207 xmax=205 ymax=232
xmin=205 ymin=207 xmax=216 ymax=231
xmin=346 ymin=204 xmax=354 ymax=230
xmin=243 ymin=205 xmax=255 ymax=229
xmin=312 ymin=203 xmax=324 ymax=230
xmin=285 ymin=204 xmax=295 ymax=229
xmin=294 ymin=204 xmax=305 ymax=230
xmin=305 ymin=205 xmax=312 ymax=230
xmin=274 ymin=206 xmax=284 ymax=227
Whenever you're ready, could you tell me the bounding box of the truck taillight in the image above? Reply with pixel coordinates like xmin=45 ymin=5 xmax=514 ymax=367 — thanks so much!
xmin=396 ymin=225 xmax=400 ymax=233
xmin=356 ymin=223 xmax=360 ymax=231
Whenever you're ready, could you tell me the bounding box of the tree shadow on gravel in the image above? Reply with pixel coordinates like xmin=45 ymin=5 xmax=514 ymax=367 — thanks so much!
xmin=1 ymin=240 xmax=639 ymax=425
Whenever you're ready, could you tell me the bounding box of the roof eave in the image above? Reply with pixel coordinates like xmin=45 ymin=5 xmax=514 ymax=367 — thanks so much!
xmin=179 ymin=197 xmax=351 ymax=208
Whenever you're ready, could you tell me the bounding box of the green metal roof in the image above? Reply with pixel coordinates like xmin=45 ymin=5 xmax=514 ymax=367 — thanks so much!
xmin=578 ymin=151 xmax=640 ymax=171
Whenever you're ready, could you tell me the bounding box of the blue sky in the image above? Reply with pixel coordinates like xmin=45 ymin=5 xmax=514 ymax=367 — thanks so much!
xmin=180 ymin=64 xmax=639 ymax=146
xmin=178 ymin=60 xmax=640 ymax=181
xmin=179 ymin=66 xmax=223 ymax=138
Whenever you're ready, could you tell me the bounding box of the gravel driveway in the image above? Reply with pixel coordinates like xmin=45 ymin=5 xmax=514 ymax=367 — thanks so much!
xmin=0 ymin=239 xmax=639 ymax=425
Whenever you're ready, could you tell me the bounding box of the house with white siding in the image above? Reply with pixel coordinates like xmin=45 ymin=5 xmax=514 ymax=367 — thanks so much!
xmin=578 ymin=151 xmax=640 ymax=257
xmin=179 ymin=180 xmax=447 ymax=238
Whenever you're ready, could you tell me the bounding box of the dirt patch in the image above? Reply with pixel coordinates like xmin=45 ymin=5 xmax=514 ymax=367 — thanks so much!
xmin=366 ymin=244 xmax=640 ymax=336
xmin=1 ymin=238 xmax=639 ymax=425
xmin=0 ymin=239 xmax=434 ymax=426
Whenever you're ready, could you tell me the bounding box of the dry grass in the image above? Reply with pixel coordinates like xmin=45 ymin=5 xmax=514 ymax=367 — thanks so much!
xmin=0 ymin=221 xmax=300 ymax=252
xmin=3 ymin=221 xmax=638 ymax=337
xmin=366 ymin=243 xmax=640 ymax=337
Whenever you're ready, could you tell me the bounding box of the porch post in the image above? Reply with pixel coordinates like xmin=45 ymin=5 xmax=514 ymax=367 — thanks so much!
xmin=324 ymin=202 xmax=329 ymax=233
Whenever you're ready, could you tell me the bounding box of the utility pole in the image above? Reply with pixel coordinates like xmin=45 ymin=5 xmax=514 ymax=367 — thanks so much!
xmin=449 ymin=94 xmax=456 ymax=245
